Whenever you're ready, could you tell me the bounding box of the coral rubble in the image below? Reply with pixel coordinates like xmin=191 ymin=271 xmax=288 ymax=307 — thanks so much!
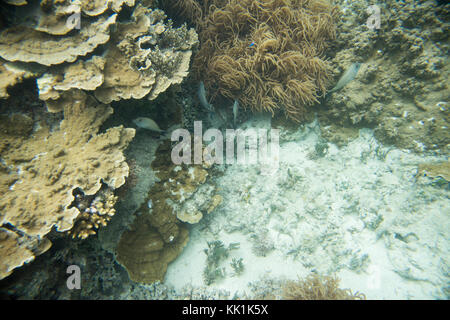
xmin=115 ymin=140 xmax=222 ymax=283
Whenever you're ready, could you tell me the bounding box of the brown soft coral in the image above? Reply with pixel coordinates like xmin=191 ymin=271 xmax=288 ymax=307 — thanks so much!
xmin=169 ymin=0 xmax=337 ymax=122
xmin=282 ymin=274 xmax=366 ymax=300
xmin=116 ymin=215 xmax=189 ymax=284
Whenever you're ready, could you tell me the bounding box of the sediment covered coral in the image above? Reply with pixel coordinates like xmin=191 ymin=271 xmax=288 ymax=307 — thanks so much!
xmin=150 ymin=140 xmax=221 ymax=228
xmin=168 ymin=0 xmax=337 ymax=122
xmin=0 ymin=90 xmax=135 ymax=279
xmin=318 ymin=0 xmax=449 ymax=153
xmin=115 ymin=139 xmax=222 ymax=283
xmin=416 ymin=161 xmax=450 ymax=185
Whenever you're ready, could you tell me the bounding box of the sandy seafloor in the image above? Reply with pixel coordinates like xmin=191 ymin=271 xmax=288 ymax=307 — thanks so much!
xmin=159 ymin=115 xmax=449 ymax=300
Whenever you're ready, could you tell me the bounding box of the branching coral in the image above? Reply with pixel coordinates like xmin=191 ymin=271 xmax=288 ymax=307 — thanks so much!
xmin=0 ymin=90 xmax=135 ymax=279
xmin=168 ymin=0 xmax=337 ymax=122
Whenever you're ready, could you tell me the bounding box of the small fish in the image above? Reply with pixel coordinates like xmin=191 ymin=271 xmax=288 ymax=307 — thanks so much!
xmin=232 ymin=99 xmax=239 ymax=127
xmin=249 ymin=42 xmax=255 ymax=47
xmin=132 ymin=117 xmax=164 ymax=133
xmin=329 ymin=62 xmax=362 ymax=93
xmin=198 ymin=81 xmax=213 ymax=111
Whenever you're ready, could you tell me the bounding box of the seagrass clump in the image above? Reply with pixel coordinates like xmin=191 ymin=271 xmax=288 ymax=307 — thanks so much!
xmin=167 ymin=0 xmax=338 ymax=122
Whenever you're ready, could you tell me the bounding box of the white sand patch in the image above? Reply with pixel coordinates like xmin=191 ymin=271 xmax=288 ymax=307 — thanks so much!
xmin=164 ymin=118 xmax=449 ymax=299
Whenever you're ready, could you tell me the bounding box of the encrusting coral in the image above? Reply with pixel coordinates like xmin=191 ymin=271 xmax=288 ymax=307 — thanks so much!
xmin=0 ymin=1 xmax=198 ymax=111
xmin=167 ymin=0 xmax=337 ymax=122
xmin=0 ymin=14 xmax=117 ymax=66
xmin=116 ymin=140 xmax=222 ymax=283
xmin=0 ymin=0 xmax=198 ymax=281
xmin=416 ymin=161 xmax=450 ymax=184
xmin=0 ymin=90 xmax=135 ymax=280
xmin=149 ymin=140 xmax=222 ymax=228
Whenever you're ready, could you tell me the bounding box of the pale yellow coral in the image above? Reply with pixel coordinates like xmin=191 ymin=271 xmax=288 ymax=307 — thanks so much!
xmin=33 ymin=1 xmax=82 ymax=35
xmin=5 ymin=0 xmax=27 ymax=6
xmin=0 ymin=14 xmax=117 ymax=66
xmin=207 ymin=194 xmax=223 ymax=214
xmin=37 ymin=56 xmax=106 ymax=104
xmin=115 ymin=140 xmax=219 ymax=283
xmin=416 ymin=161 xmax=450 ymax=182
xmin=177 ymin=209 xmax=204 ymax=224
xmin=147 ymin=50 xmax=192 ymax=101
xmin=70 ymin=188 xmax=119 ymax=239
xmin=0 ymin=229 xmax=35 ymax=280
xmin=94 ymin=46 xmax=157 ymax=103
xmin=0 ymin=90 xmax=135 ymax=279
xmin=81 ymin=0 xmax=136 ymax=16
xmin=1 ymin=2 xmax=197 ymax=105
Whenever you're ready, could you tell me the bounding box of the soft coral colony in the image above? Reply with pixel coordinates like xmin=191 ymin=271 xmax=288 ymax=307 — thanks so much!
xmin=0 ymin=0 xmax=338 ymax=283
xmin=168 ymin=0 xmax=338 ymax=122
xmin=0 ymin=0 xmax=198 ymax=280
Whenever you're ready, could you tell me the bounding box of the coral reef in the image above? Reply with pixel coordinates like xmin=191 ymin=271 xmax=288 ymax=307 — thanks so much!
xmin=203 ymin=240 xmax=240 ymax=285
xmin=150 ymin=140 xmax=222 ymax=230
xmin=318 ymin=0 xmax=449 ymax=153
xmin=281 ymin=274 xmax=366 ymax=300
xmin=93 ymin=4 xmax=198 ymax=104
xmin=168 ymin=0 xmax=337 ymax=122
xmin=70 ymin=186 xmax=119 ymax=240
xmin=115 ymin=139 xmax=222 ymax=284
xmin=116 ymin=215 xmax=189 ymax=284
xmin=0 ymin=1 xmax=198 ymax=111
xmin=416 ymin=161 xmax=450 ymax=182
xmin=0 ymin=60 xmax=43 ymax=99
xmin=0 ymin=90 xmax=135 ymax=280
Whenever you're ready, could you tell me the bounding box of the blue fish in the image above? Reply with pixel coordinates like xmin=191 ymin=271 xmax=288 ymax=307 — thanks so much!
xmin=249 ymin=42 xmax=255 ymax=47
